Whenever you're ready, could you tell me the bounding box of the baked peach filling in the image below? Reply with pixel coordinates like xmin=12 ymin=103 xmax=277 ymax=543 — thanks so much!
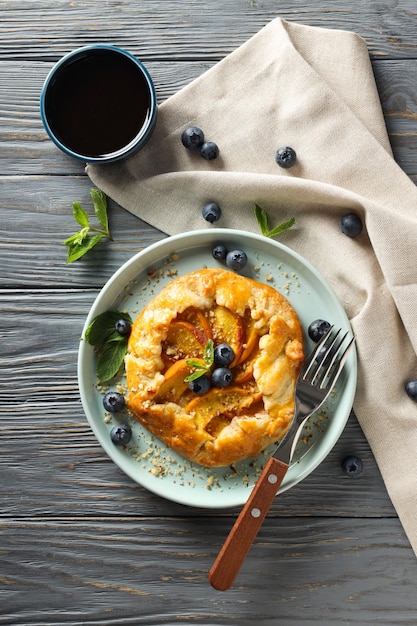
xmin=125 ymin=268 xmax=304 ymax=467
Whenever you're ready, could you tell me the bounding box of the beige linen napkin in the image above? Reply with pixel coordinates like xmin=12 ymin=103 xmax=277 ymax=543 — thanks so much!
xmin=87 ymin=18 xmax=417 ymax=555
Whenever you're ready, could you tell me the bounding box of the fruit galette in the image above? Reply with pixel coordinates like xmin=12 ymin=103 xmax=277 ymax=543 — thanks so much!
xmin=125 ymin=268 xmax=304 ymax=467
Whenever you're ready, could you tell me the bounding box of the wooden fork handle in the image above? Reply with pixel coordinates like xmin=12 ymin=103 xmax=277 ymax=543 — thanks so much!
xmin=208 ymin=456 xmax=289 ymax=591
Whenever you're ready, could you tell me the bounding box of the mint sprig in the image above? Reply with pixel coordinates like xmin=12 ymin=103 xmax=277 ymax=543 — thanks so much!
xmin=254 ymin=203 xmax=295 ymax=238
xmin=85 ymin=310 xmax=132 ymax=382
xmin=184 ymin=339 xmax=214 ymax=382
xmin=64 ymin=188 xmax=112 ymax=263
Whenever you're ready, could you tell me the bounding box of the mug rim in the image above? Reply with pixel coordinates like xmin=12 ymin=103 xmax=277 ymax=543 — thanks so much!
xmin=40 ymin=44 xmax=157 ymax=163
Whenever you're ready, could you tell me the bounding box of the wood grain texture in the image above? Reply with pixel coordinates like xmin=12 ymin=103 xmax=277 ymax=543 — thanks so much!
xmin=2 ymin=0 xmax=417 ymax=623
xmin=1 ymin=0 xmax=417 ymax=60
xmin=1 ymin=518 xmax=416 ymax=625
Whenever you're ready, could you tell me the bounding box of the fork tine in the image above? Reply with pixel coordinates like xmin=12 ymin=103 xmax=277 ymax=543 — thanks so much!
xmin=311 ymin=329 xmax=345 ymax=386
xmin=313 ymin=330 xmax=348 ymax=387
xmin=301 ymin=325 xmax=335 ymax=379
xmin=302 ymin=326 xmax=355 ymax=391
xmin=323 ymin=334 xmax=355 ymax=390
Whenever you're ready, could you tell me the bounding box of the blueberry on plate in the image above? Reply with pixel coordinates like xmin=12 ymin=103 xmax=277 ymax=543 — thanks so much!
xmin=211 ymin=367 xmax=233 ymax=388
xmin=181 ymin=126 xmax=205 ymax=150
xmin=405 ymin=380 xmax=417 ymax=401
xmin=340 ymin=213 xmax=363 ymax=237
xmin=110 ymin=423 xmax=132 ymax=446
xmin=202 ymin=202 xmax=221 ymax=223
xmin=212 ymin=244 xmax=228 ymax=261
xmin=103 ymin=391 xmax=125 ymax=413
xmin=214 ymin=343 xmax=235 ymax=367
xmin=275 ymin=146 xmax=297 ymax=168
xmin=189 ymin=375 xmax=211 ymax=395
xmin=226 ymin=249 xmax=247 ymax=270
xmin=200 ymin=141 xmax=219 ymax=160
xmin=341 ymin=455 xmax=363 ymax=477
xmin=115 ymin=318 xmax=131 ymax=337
xmin=308 ymin=319 xmax=331 ymax=342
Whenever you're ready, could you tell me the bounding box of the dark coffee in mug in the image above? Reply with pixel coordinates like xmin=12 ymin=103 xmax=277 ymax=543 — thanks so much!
xmin=41 ymin=45 xmax=156 ymax=162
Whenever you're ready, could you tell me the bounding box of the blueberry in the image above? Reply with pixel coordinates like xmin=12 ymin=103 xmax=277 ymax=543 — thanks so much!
xmin=200 ymin=141 xmax=219 ymax=160
xmin=405 ymin=380 xmax=417 ymax=401
xmin=340 ymin=213 xmax=363 ymax=237
xmin=308 ymin=319 xmax=331 ymax=342
xmin=214 ymin=343 xmax=235 ymax=367
xmin=181 ymin=126 xmax=205 ymax=150
xmin=202 ymin=202 xmax=221 ymax=223
xmin=110 ymin=423 xmax=132 ymax=446
xmin=189 ymin=375 xmax=211 ymax=395
xmin=341 ymin=455 xmax=363 ymax=477
xmin=275 ymin=146 xmax=297 ymax=168
xmin=212 ymin=244 xmax=228 ymax=261
xmin=212 ymin=367 xmax=233 ymax=388
xmin=226 ymin=249 xmax=247 ymax=270
xmin=115 ymin=318 xmax=131 ymax=337
xmin=103 ymin=391 xmax=125 ymax=413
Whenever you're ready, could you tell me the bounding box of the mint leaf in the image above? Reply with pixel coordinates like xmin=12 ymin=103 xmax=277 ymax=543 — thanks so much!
xmin=85 ymin=310 xmax=133 ymax=382
xmin=66 ymin=233 xmax=104 ymax=263
xmin=106 ymin=333 xmax=131 ymax=344
xmin=85 ymin=311 xmax=132 ymax=347
xmin=96 ymin=340 xmax=127 ymax=382
xmin=254 ymin=203 xmax=295 ymax=238
xmin=203 ymin=339 xmax=214 ymax=367
xmin=63 ymin=227 xmax=89 ymax=247
xmin=63 ymin=188 xmax=112 ymax=263
xmin=73 ymin=202 xmax=89 ymax=228
xmin=184 ymin=370 xmax=209 ymax=383
xmin=185 ymin=359 xmax=207 ymax=370
xmin=254 ymin=203 xmax=269 ymax=235
xmin=267 ymin=217 xmax=295 ymax=237
xmin=185 ymin=339 xmax=214 ymax=382
xmin=91 ymin=188 xmax=109 ymax=233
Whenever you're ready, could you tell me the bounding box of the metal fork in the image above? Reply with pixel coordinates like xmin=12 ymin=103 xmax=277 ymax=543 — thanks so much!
xmin=208 ymin=326 xmax=355 ymax=591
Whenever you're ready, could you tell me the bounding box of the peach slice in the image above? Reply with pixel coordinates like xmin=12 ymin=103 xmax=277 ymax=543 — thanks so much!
xmin=238 ymin=315 xmax=261 ymax=365
xmin=155 ymin=358 xmax=204 ymax=403
xmin=233 ymin=349 xmax=260 ymax=384
xmin=211 ymin=306 xmax=244 ymax=365
xmin=178 ymin=307 xmax=213 ymax=340
xmin=205 ymin=414 xmax=231 ymax=438
xmin=185 ymin=386 xmax=262 ymax=430
xmin=163 ymin=320 xmax=208 ymax=360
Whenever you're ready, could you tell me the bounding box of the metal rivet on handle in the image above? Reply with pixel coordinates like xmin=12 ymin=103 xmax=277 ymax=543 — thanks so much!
xmin=251 ymin=508 xmax=261 ymax=518
xmin=268 ymin=474 xmax=278 ymax=484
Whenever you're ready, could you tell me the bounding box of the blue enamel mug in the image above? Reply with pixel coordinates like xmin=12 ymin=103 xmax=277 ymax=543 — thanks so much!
xmin=40 ymin=44 xmax=157 ymax=163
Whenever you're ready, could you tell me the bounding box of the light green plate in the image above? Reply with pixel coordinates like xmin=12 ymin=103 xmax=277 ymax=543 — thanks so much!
xmin=78 ymin=228 xmax=357 ymax=508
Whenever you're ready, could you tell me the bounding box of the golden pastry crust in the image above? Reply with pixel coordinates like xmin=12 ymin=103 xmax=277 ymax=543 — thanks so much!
xmin=125 ymin=268 xmax=304 ymax=467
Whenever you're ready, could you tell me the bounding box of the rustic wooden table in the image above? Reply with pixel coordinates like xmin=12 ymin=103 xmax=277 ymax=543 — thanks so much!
xmin=2 ymin=1 xmax=417 ymax=624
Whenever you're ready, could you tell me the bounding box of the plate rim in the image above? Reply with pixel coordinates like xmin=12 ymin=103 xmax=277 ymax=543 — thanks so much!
xmin=78 ymin=228 xmax=357 ymax=508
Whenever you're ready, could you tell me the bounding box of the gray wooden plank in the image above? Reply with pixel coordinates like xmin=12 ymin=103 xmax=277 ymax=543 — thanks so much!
xmin=372 ymin=59 xmax=417 ymax=173
xmin=0 ymin=175 xmax=165 ymax=287
xmin=0 ymin=58 xmax=417 ymax=177
xmin=1 ymin=0 xmax=417 ymax=60
xmin=1 ymin=518 xmax=416 ymax=625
